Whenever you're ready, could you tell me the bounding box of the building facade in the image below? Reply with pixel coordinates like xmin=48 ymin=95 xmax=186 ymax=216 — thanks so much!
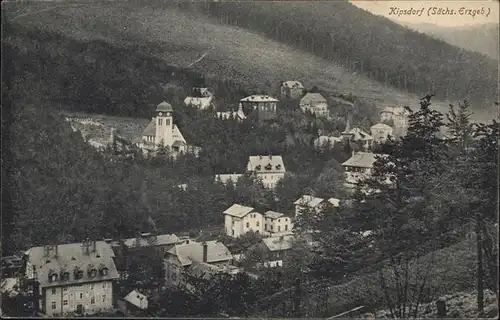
xmin=380 ymin=106 xmax=410 ymax=137
xmin=281 ymin=81 xmax=305 ymax=99
xmin=239 ymin=95 xmax=279 ymax=121
xmin=263 ymin=211 xmax=293 ymax=236
xmin=370 ymin=123 xmax=393 ymax=143
xmin=299 ymin=93 xmax=329 ymax=118
xmin=184 ymin=87 xmax=214 ymax=110
xmin=133 ymin=101 xmax=200 ymax=156
xmin=223 ymin=204 xmax=264 ymax=238
xmin=25 ymin=241 xmax=119 ymax=317
xmin=247 ymin=155 xmax=286 ymax=189
xmin=341 ymin=120 xmax=374 ymax=151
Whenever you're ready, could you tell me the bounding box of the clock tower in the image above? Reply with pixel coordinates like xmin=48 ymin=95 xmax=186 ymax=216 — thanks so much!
xmin=155 ymin=101 xmax=174 ymax=148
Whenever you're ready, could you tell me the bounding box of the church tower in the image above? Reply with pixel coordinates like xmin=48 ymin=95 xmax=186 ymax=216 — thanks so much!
xmin=155 ymin=101 xmax=174 ymax=148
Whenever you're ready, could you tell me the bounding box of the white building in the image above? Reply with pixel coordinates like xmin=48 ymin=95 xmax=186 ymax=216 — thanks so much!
xmin=263 ymin=211 xmax=293 ymax=236
xmin=260 ymin=235 xmax=295 ymax=268
xmin=215 ymin=174 xmax=244 ymax=185
xmin=184 ymin=87 xmax=214 ymax=110
xmin=370 ymin=123 xmax=394 ymax=143
xmin=299 ymin=93 xmax=329 ymax=118
xmin=25 ymin=240 xmax=119 ymax=317
xmin=239 ymin=95 xmax=279 ymax=121
xmin=223 ymin=204 xmax=264 ymax=238
xmin=133 ymin=101 xmax=200 ymax=156
xmin=247 ymin=155 xmax=286 ymax=189
xmin=380 ymin=106 xmax=410 ymax=137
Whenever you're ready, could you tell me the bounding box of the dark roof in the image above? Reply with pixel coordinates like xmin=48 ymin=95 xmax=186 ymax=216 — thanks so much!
xmin=167 ymin=240 xmax=233 ymax=267
xmin=156 ymin=101 xmax=173 ymax=112
xmin=172 ymin=140 xmax=186 ymax=147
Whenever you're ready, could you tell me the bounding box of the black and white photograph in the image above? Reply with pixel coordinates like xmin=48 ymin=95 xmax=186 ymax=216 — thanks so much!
xmin=1 ymin=0 xmax=499 ymax=318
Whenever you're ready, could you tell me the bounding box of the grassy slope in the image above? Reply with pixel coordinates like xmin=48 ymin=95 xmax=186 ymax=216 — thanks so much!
xmin=5 ymin=1 xmax=487 ymax=120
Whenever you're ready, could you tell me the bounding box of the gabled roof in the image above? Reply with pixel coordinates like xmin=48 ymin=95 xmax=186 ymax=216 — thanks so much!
xmin=166 ymin=240 xmax=232 ymax=267
xmin=262 ymin=235 xmax=295 ymax=252
xmin=300 ymin=93 xmax=327 ymax=104
xmin=141 ymin=118 xmax=157 ymax=136
xmin=247 ymin=155 xmax=286 ymax=174
xmin=156 ymin=101 xmax=173 ymax=112
xmin=124 ymin=290 xmax=148 ymax=310
xmin=294 ymin=195 xmax=324 ymax=208
xmin=264 ymin=211 xmax=285 ymax=219
xmin=123 ymin=234 xmax=179 ymax=248
xmin=240 ymin=95 xmax=279 ymax=102
xmin=282 ymin=81 xmax=304 ymax=88
xmin=223 ymin=204 xmax=255 ymax=218
xmin=26 ymin=241 xmax=119 ymax=288
xmin=342 ymin=152 xmax=378 ymax=168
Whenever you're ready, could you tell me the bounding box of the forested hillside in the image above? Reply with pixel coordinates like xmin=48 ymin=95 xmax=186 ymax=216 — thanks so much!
xmin=403 ymin=22 xmax=499 ymax=60
xmin=179 ymin=0 xmax=497 ymax=106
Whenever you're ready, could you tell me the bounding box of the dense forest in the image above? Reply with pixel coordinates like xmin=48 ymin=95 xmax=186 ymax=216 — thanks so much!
xmin=169 ymin=0 xmax=497 ymax=105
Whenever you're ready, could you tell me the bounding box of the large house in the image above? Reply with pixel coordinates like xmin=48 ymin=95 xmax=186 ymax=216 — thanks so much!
xmin=223 ymin=204 xmax=263 ymax=237
xmin=341 ymin=120 xmax=374 ymax=151
xmin=215 ymin=173 xmax=244 ymax=185
xmin=184 ymin=87 xmax=214 ymax=110
xmin=216 ymin=103 xmax=246 ymax=121
xmin=380 ymin=106 xmax=410 ymax=137
xmin=263 ymin=211 xmax=293 ymax=236
xmin=370 ymin=123 xmax=393 ymax=143
xmin=299 ymin=93 xmax=329 ymax=118
xmin=239 ymin=95 xmax=279 ymax=121
xmin=24 ymin=240 xmax=119 ymax=317
xmin=164 ymin=240 xmax=234 ymax=288
xmin=247 ymin=155 xmax=286 ymax=189
xmin=133 ymin=101 xmax=200 ymax=156
xmin=294 ymin=195 xmax=340 ymax=217
xmin=281 ymin=81 xmax=305 ymax=99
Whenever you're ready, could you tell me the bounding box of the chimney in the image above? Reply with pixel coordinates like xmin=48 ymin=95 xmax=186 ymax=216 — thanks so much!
xmin=54 ymin=245 xmax=59 ymax=258
xmin=202 ymin=242 xmax=208 ymax=263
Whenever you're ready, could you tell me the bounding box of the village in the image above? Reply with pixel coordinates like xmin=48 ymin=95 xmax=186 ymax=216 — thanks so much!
xmin=1 ymin=79 xmax=418 ymax=318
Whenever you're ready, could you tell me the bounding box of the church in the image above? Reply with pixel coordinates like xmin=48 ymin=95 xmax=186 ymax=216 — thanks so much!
xmin=133 ymin=101 xmax=201 ymax=156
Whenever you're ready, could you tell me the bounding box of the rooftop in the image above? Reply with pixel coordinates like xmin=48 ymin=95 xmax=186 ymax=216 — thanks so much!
xmin=223 ymin=204 xmax=255 ymax=218
xmin=282 ymin=81 xmax=304 ymax=88
xmin=240 ymin=95 xmax=279 ymax=103
xmin=262 ymin=235 xmax=295 ymax=252
xmin=124 ymin=290 xmax=148 ymax=310
xmin=247 ymin=155 xmax=286 ymax=173
xmin=26 ymin=241 xmax=119 ymax=288
xmin=371 ymin=123 xmax=393 ymax=130
xmin=294 ymin=195 xmax=324 ymax=208
xmin=123 ymin=234 xmax=179 ymax=248
xmin=342 ymin=152 xmax=383 ymax=168
xmin=300 ymin=92 xmax=327 ymax=104
xmin=342 ymin=127 xmax=373 ymax=141
xmin=264 ymin=211 xmax=285 ymax=219
xmin=156 ymin=101 xmax=173 ymax=112
xmin=167 ymin=240 xmax=233 ymax=267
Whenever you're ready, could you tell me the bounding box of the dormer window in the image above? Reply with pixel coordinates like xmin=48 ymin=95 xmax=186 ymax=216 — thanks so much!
xmin=60 ymin=271 xmax=70 ymax=281
xmin=74 ymin=267 xmax=84 ymax=280
xmin=265 ymin=163 xmax=272 ymax=170
xmin=88 ymin=266 xmax=98 ymax=278
xmin=48 ymin=270 xmax=58 ymax=282
xmin=99 ymin=264 xmax=109 ymax=276
xmin=276 ymin=164 xmax=281 ymax=170
xmin=255 ymin=165 xmax=261 ymax=170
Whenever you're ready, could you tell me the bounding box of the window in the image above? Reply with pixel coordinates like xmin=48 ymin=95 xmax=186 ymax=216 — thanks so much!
xmin=90 ymin=284 xmax=94 ymax=290
xmin=63 ymin=287 xmax=67 ymax=292
xmin=256 ymin=221 xmax=260 ymax=227
xmin=52 ymin=288 xmax=56 ymax=295
xmin=232 ymin=230 xmax=234 ymax=236
xmin=270 ymin=225 xmax=273 ymax=230
xmin=63 ymin=300 xmax=68 ymax=306
xmin=103 ymin=282 xmax=106 ymax=289
xmin=102 ymin=295 xmax=106 ymax=302
xmin=51 ymin=302 xmax=56 ymax=309
xmin=165 ymin=119 xmax=171 ymax=126
xmin=246 ymin=222 xmax=249 ymax=228
xmin=91 ymin=297 xmax=95 ymax=304
xmin=158 ymin=118 xmax=163 ymax=126
xmin=278 ymin=226 xmax=281 ymax=232
xmin=285 ymin=225 xmax=288 ymax=231
xmin=80 ymin=293 xmax=83 ymax=299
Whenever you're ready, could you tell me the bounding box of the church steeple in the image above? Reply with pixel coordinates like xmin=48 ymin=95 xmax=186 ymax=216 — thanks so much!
xmin=155 ymin=101 xmax=174 ymax=148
